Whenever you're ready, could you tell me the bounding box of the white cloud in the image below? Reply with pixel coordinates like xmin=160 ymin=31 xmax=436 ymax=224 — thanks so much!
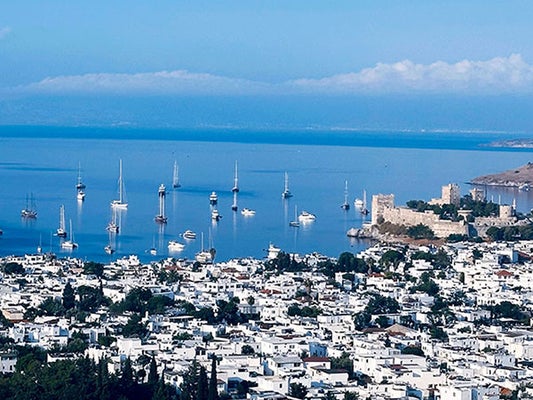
xmin=0 ymin=26 xmax=11 ymax=39
xmin=289 ymin=54 xmax=533 ymax=94
xmin=23 ymin=70 xmax=272 ymax=95
xmin=17 ymin=55 xmax=533 ymax=96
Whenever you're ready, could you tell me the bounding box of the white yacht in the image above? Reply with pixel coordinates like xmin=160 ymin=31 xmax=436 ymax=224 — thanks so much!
xmin=209 ymin=191 xmax=218 ymax=205
xmin=298 ymin=210 xmax=316 ymax=222
xmin=267 ymin=243 xmax=281 ymax=259
xmin=76 ymin=162 xmax=86 ymax=190
xmin=289 ymin=205 xmax=300 ymax=227
xmin=111 ymin=159 xmax=128 ymax=209
xmin=241 ymin=208 xmax=256 ymax=216
xmin=211 ymin=209 xmax=222 ymax=221
xmin=77 ymin=190 xmax=86 ymax=201
xmin=182 ymin=230 xmax=197 ymax=240
xmin=195 ymin=232 xmax=214 ymax=263
xmin=168 ymin=240 xmax=185 ymax=252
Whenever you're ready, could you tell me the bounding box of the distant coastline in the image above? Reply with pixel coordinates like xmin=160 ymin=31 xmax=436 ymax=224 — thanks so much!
xmin=483 ymin=138 xmax=533 ymax=149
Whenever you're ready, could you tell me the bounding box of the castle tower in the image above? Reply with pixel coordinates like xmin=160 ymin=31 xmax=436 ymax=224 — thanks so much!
xmin=371 ymin=194 xmax=395 ymax=225
xmin=442 ymin=183 xmax=460 ymax=206
xmin=469 ymin=187 xmax=485 ymax=202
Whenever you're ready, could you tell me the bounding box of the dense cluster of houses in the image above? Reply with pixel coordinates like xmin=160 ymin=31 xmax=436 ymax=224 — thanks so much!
xmin=2 ymin=238 xmax=533 ymax=400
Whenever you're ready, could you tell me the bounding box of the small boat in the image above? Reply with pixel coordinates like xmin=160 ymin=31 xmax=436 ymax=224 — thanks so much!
xmin=149 ymin=248 xmax=157 ymax=256
xmin=61 ymin=220 xmax=78 ymax=250
xmin=298 ymin=210 xmax=316 ymax=222
xmin=182 ymin=230 xmax=197 ymax=240
xmin=209 ymin=191 xmax=218 ymax=205
xmin=281 ymin=172 xmax=293 ymax=199
xmin=211 ymin=209 xmax=222 ymax=221
xmin=519 ymin=183 xmax=530 ymax=191
xmin=289 ymin=205 xmax=300 ymax=227
xmin=168 ymin=240 xmax=185 ymax=252
xmin=56 ymin=205 xmax=67 ymax=238
xmin=231 ymin=160 xmax=239 ymax=193
xmin=77 ymin=190 xmax=86 ymax=201
xmin=241 ymin=208 xmax=256 ymax=216
xmin=267 ymin=243 xmax=281 ymax=259
xmin=106 ymin=207 xmax=119 ymax=233
xmin=341 ymin=180 xmax=350 ymax=210
xmin=195 ymin=232 xmax=214 ymax=263
xmin=172 ymin=160 xmax=181 ymax=189
xmin=21 ymin=194 xmax=37 ymax=219
xmin=104 ymin=245 xmax=115 ymax=255
xmin=111 ymin=159 xmax=128 ymax=209
xmin=154 ymin=184 xmax=168 ymax=224
xmin=76 ymin=162 xmax=86 ymax=190
xmin=355 ymin=190 xmax=369 ymax=215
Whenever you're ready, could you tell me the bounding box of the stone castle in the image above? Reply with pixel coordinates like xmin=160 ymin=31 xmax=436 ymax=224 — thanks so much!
xmin=371 ymin=184 xmax=517 ymax=238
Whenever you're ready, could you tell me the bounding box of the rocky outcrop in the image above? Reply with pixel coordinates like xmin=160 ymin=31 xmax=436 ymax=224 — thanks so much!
xmin=470 ymin=162 xmax=533 ymax=188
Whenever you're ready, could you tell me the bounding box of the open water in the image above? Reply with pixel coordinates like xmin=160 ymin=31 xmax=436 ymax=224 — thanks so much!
xmin=0 ymin=126 xmax=532 ymax=263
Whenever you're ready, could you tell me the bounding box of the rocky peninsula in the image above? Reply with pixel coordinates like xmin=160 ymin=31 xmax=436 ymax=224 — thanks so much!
xmin=470 ymin=162 xmax=533 ymax=188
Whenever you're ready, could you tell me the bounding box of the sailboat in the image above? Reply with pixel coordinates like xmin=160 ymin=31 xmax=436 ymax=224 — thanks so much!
xmin=282 ymin=172 xmax=293 ymax=199
xmin=76 ymin=162 xmax=86 ymax=190
xmin=154 ymin=184 xmax=168 ymax=224
xmin=106 ymin=207 xmax=119 ymax=233
xmin=172 ymin=160 xmax=181 ymax=189
xmin=111 ymin=159 xmax=128 ymax=209
xmin=231 ymin=160 xmax=239 ymax=211
xmin=361 ymin=190 xmax=369 ymax=215
xmin=341 ymin=180 xmax=350 ymax=210
xmin=61 ymin=219 xmax=78 ymax=249
xmin=195 ymin=232 xmax=213 ymax=263
xmin=56 ymin=205 xmax=67 ymax=237
xmin=289 ymin=205 xmax=300 ymax=227
xmin=21 ymin=193 xmax=37 ymax=219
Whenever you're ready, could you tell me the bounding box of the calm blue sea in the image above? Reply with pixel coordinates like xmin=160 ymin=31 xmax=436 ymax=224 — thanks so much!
xmin=0 ymin=126 xmax=532 ymax=263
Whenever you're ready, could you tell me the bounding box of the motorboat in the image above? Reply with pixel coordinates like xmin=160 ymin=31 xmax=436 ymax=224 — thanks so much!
xmin=182 ymin=230 xmax=197 ymax=240
xmin=209 ymin=191 xmax=218 ymax=205
xmin=77 ymin=190 xmax=86 ymax=201
xmin=211 ymin=209 xmax=222 ymax=221
xmin=104 ymin=245 xmax=115 ymax=255
xmin=168 ymin=240 xmax=185 ymax=252
xmin=241 ymin=208 xmax=256 ymax=216
xmin=267 ymin=243 xmax=281 ymax=259
xmin=298 ymin=210 xmax=316 ymax=222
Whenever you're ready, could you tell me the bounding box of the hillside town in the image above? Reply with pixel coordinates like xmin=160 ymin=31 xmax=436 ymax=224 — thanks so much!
xmin=1 ymin=185 xmax=533 ymax=400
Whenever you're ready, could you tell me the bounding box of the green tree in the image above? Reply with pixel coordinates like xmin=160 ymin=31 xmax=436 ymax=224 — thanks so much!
xmin=208 ymin=355 xmax=219 ymax=400
xmin=84 ymin=261 xmax=105 ymax=278
xmin=62 ymin=282 xmax=76 ymax=311
xmin=148 ymin=357 xmax=159 ymax=386
xmin=181 ymin=359 xmax=200 ymax=400
xmin=122 ymin=313 xmax=147 ymax=338
xmin=241 ymin=345 xmax=255 ymax=355
xmin=197 ymin=365 xmax=209 ymax=400
xmin=289 ymin=382 xmax=308 ymax=399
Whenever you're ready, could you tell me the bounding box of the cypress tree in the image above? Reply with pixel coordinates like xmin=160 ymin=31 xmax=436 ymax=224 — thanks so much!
xmin=62 ymin=282 xmax=76 ymax=310
xmin=208 ymin=356 xmax=219 ymax=400
xmin=197 ymin=366 xmax=209 ymax=400
xmin=180 ymin=359 xmax=199 ymax=400
xmin=148 ymin=357 xmax=159 ymax=386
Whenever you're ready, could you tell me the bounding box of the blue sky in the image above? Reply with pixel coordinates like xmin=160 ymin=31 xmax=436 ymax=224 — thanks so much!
xmin=1 ymin=1 xmax=533 ymax=129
